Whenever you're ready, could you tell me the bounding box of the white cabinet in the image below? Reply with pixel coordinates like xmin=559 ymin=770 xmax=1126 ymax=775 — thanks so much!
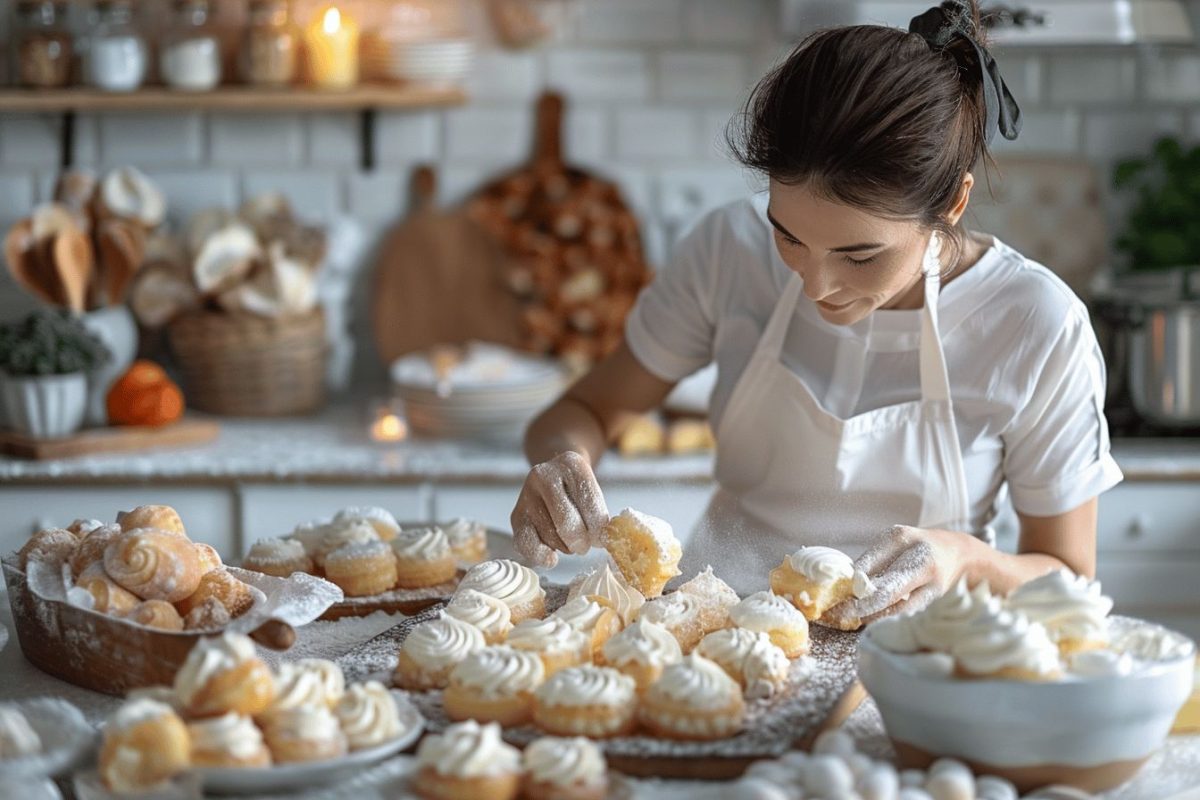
xmin=1097 ymin=484 xmax=1200 ymax=552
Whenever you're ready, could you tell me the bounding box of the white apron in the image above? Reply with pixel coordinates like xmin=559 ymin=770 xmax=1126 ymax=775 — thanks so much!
xmin=682 ymin=236 xmax=979 ymax=594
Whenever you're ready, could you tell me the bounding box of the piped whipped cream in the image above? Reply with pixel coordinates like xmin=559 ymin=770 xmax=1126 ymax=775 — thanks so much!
xmin=786 ymin=546 xmax=855 ymax=583
xmin=522 ymin=736 xmax=606 ymax=787
xmin=402 ymin=613 xmax=486 ymax=670
xmin=417 ymin=720 xmax=520 ymax=778
xmin=445 ymin=588 xmax=512 ymax=641
xmin=567 ymin=564 xmax=645 ymax=625
xmin=601 ymin=619 xmax=682 ymax=668
xmin=1005 ymin=569 xmax=1112 ymax=645
xmin=949 ymin=607 xmax=1061 ymax=678
xmin=458 ymin=559 xmax=543 ymax=610
xmin=533 ymin=665 xmax=636 ymax=708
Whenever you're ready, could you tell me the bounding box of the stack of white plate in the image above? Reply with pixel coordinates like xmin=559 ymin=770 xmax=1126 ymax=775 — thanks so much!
xmin=371 ymin=38 xmax=474 ymax=87
xmin=390 ymin=344 xmax=565 ymax=442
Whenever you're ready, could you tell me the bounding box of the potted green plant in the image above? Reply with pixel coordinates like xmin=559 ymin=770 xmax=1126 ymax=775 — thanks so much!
xmin=1113 ymin=136 xmax=1200 ymax=272
xmin=0 ymin=309 xmax=110 ymax=438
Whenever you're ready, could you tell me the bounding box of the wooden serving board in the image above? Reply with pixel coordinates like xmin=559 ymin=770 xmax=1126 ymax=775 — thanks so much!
xmin=0 ymin=417 xmax=220 ymax=460
xmin=336 ymin=584 xmax=866 ymax=780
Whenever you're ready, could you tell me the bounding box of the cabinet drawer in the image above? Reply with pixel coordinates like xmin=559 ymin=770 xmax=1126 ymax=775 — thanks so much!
xmin=1097 ymin=484 xmax=1200 ymax=552
xmin=238 ymin=484 xmax=431 ymax=556
xmin=1096 ymin=554 xmax=1200 ymax=610
xmin=0 ymin=486 xmax=236 ymax=558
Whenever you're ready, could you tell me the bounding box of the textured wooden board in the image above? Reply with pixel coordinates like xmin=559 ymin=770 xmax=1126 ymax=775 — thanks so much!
xmin=0 ymin=417 xmax=219 ymax=460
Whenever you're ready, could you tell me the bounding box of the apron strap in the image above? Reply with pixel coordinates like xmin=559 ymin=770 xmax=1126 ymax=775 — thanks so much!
xmin=759 ymin=273 xmax=806 ymax=360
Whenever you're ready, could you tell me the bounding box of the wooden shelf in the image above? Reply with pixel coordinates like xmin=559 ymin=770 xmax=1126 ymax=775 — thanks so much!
xmin=0 ymin=84 xmax=467 ymax=113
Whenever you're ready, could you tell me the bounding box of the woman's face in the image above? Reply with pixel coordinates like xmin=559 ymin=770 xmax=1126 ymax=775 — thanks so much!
xmin=766 ymin=178 xmax=969 ymax=325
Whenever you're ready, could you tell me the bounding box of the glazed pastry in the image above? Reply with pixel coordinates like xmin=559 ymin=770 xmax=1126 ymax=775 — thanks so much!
xmin=104 ymin=528 xmax=204 ymax=603
xmin=950 ymin=606 xmax=1062 ymax=681
xmin=68 ymin=524 xmax=121 ymax=577
xmin=174 ymin=632 xmax=277 ymax=717
xmin=17 ymin=528 xmax=77 ymax=571
xmin=288 ymin=520 xmax=331 ymax=559
xmin=458 ymin=559 xmax=546 ymax=623
xmin=264 ymin=659 xmax=347 ymax=718
xmin=187 ymin=713 xmax=272 ymax=768
xmin=443 ymin=517 xmax=489 ymax=565
xmin=551 ymin=596 xmax=622 ymax=659
xmin=507 ymin=617 xmax=590 ymax=676
xmin=532 ymin=665 xmax=637 ymax=738
xmin=1005 ymin=568 xmax=1113 ymax=654
xmin=184 ymin=597 xmax=232 ymax=631
xmin=603 ymin=508 xmax=682 ymax=598
xmin=126 ymin=599 xmax=185 ymax=631
xmin=639 ymin=654 xmax=745 ymax=740
xmin=414 ymin=720 xmax=521 ymax=800
xmin=0 ymin=705 xmax=41 ymax=758
xmin=312 ymin=519 xmax=379 ymax=571
xmin=175 ymin=568 xmax=255 ymax=619
xmin=910 ymin=578 xmax=997 ymax=653
xmin=444 ymin=588 xmax=513 ymax=644
xmin=262 ymin=705 xmax=348 ymax=763
xmin=99 ymin=699 xmax=191 ymax=792
xmin=116 ymin=504 xmax=186 ymax=536
xmin=333 ymin=506 xmax=401 ymax=542
xmin=769 ymin=546 xmax=858 ymax=621
xmin=637 ymin=591 xmax=706 ymax=652
xmin=566 ymin=563 xmax=645 ymax=625
xmin=522 ymin=736 xmax=608 ymax=800
xmin=696 ymin=628 xmax=791 ymax=700
xmin=324 ymin=540 xmax=398 ymax=597
xmin=242 ymin=537 xmax=313 ymax=578
xmin=391 ymin=526 xmax=457 ymax=589
xmin=730 ymin=591 xmax=811 ymax=658
xmin=335 ymin=680 xmax=402 ymax=750
xmin=597 ymin=618 xmax=682 ymax=691
xmin=65 ymin=518 xmax=105 ymax=538
xmin=194 ymin=542 xmax=223 ymax=575
xmin=74 ymin=561 xmax=140 ymax=615
xmin=444 ymin=646 xmax=545 ymax=727
xmin=395 ymin=612 xmax=486 ymax=691
xmin=678 ymin=565 xmax=742 ymax=631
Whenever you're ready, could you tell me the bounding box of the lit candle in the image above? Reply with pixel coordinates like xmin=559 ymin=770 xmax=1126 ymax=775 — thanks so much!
xmin=371 ymin=412 xmax=408 ymax=442
xmin=304 ymin=4 xmax=359 ymax=90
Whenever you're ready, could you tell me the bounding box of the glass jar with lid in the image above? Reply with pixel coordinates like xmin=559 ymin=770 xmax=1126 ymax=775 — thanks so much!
xmin=13 ymin=0 xmax=73 ymax=89
xmin=84 ymin=0 xmax=148 ymax=92
xmin=240 ymin=0 xmax=299 ymax=87
xmin=161 ymin=0 xmax=222 ymax=91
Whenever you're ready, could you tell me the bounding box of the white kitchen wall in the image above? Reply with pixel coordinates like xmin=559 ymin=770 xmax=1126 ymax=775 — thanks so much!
xmin=1 ymin=0 xmax=1199 ymax=377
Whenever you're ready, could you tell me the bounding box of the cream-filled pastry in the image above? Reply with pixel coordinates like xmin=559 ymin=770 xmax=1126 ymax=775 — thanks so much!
xmin=598 ymin=618 xmax=683 ymax=691
xmin=174 ymin=632 xmax=276 ymax=718
xmin=0 ymin=705 xmax=41 ymax=758
xmin=333 ymin=506 xmax=401 ymax=541
xmin=186 ymin=713 xmax=271 ymax=768
xmin=443 ymin=517 xmax=489 ymax=565
xmin=532 ymin=665 xmax=638 ymax=738
xmin=522 ymin=736 xmax=608 ymax=800
xmin=769 ymin=546 xmax=857 ymax=621
xmin=264 ymin=659 xmax=346 ymax=718
xmin=637 ymin=590 xmax=706 ymax=652
xmin=950 ymin=606 xmax=1062 ymax=681
xmin=1005 ymin=569 xmax=1113 ymax=654
xmin=507 ymin=616 xmax=590 ymax=676
xmin=458 ymin=559 xmax=545 ymax=623
xmin=105 ymin=528 xmax=204 ymax=603
xmin=99 ymin=699 xmax=190 ymax=791
xmin=696 ymin=628 xmax=791 ymax=699
xmin=68 ymin=523 xmax=121 ymax=577
xmin=910 ymin=578 xmax=997 ymax=652
xmin=551 ymin=596 xmax=622 ymax=659
xmin=566 ymin=563 xmax=645 ymax=626
xmin=74 ymin=561 xmax=140 ymax=615
xmin=288 ymin=520 xmax=331 ymax=559
xmin=677 ymin=565 xmax=742 ymax=631
xmin=335 ymin=681 xmax=402 ymax=750
xmin=444 ymin=588 xmax=513 ymax=644
xmin=603 ymin=508 xmax=682 ymax=598
xmin=324 ymin=540 xmax=398 ymax=597
xmin=391 ymin=526 xmax=457 ymax=589
xmin=730 ymin=591 xmax=811 ymax=658
xmin=312 ymin=519 xmax=379 ymax=572
xmin=395 ymin=612 xmax=486 ymax=690
xmin=117 ymin=505 xmax=186 ymax=536
xmin=639 ymin=654 xmax=745 ymax=740
xmin=414 ymin=720 xmax=521 ymax=800
xmin=443 ymin=646 xmax=546 ymax=727
xmin=262 ymin=705 xmax=347 ymax=763
xmin=242 ymin=537 xmax=313 ymax=578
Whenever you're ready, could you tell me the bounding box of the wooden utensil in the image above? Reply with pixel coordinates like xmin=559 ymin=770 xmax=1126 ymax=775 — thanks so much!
xmin=96 ymin=217 xmax=147 ymax=306
xmin=52 ymin=228 xmax=93 ymax=313
xmin=369 ymin=165 xmax=526 ymax=367
xmin=4 ymin=220 xmax=63 ymax=307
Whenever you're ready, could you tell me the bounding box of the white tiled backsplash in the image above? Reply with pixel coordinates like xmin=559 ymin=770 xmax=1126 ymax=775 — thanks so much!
xmin=1 ymin=0 xmax=1199 ymax=354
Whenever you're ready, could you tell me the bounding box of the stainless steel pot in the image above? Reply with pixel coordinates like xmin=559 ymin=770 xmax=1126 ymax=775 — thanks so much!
xmin=1128 ymin=300 xmax=1200 ymax=426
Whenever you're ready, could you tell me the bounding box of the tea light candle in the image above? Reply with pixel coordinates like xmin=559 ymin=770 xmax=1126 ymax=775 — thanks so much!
xmin=304 ymin=4 xmax=359 ymax=89
xmin=369 ymin=399 xmax=408 ymax=443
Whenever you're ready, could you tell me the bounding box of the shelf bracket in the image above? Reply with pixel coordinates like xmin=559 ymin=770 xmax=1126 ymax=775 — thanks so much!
xmin=361 ymin=107 xmax=376 ymax=172
xmin=60 ymin=109 xmax=75 ymax=170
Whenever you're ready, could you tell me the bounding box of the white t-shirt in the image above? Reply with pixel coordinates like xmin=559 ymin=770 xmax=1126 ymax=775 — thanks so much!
xmin=625 ymin=194 xmax=1123 ymax=531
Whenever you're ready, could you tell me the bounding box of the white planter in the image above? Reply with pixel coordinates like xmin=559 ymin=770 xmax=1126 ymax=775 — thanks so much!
xmin=0 ymin=372 xmax=89 ymax=439
xmin=80 ymin=306 xmax=139 ymax=426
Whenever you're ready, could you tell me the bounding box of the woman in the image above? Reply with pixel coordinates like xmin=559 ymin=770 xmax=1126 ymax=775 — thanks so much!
xmin=510 ymin=1 xmax=1122 ymax=627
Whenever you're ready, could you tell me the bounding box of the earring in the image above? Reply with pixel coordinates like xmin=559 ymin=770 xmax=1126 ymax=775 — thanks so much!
xmin=923 ymin=233 xmax=943 ymax=276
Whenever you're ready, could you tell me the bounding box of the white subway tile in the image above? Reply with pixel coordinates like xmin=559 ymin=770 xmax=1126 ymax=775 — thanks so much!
xmin=99 ymin=113 xmax=204 ymax=166
xmin=444 ymin=108 xmax=531 ymax=163
xmin=639 ymin=218 xmax=670 ymax=269
xmin=546 ymin=50 xmax=650 ymax=101
xmin=615 ymin=108 xmax=697 ymax=160
xmin=658 ymin=166 xmax=760 ymax=236
xmin=0 ymin=115 xmax=61 ymax=167
xmin=1047 ymin=54 xmax=1137 ymax=104
xmin=990 ymin=110 xmax=1083 ymax=156
xmin=588 ymin=165 xmax=654 ymax=217
xmin=0 ymin=173 xmax=34 ymax=226
xmin=1082 ymin=111 xmax=1185 ymax=161
xmin=71 ymin=114 xmax=101 ymax=167
xmin=575 ymin=0 xmax=684 ymax=45
xmin=242 ymin=171 xmax=343 ymax=221
xmin=210 ymin=113 xmax=304 ymax=167
xmin=658 ymin=51 xmax=750 ymax=101
xmin=465 ymin=49 xmax=543 ymax=101
xmin=346 ymin=171 xmax=411 ymax=224
xmin=308 ymin=113 xmax=361 ymax=167
xmin=436 ymin=164 xmax=502 ymax=206
xmin=1145 ymin=54 xmax=1200 ymax=103
xmin=564 ymin=106 xmax=608 ymax=164
xmin=702 ymin=108 xmax=739 ymax=162
xmin=376 ymin=111 xmax=442 ymax=164
xmin=141 ymin=169 xmax=239 ymax=225
xmin=686 ymin=0 xmax=771 ymax=45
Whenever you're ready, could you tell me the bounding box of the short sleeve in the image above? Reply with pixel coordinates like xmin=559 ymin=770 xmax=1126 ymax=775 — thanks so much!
xmin=624 ymin=213 xmax=720 ymax=382
xmin=1002 ymin=305 xmax=1123 ymax=516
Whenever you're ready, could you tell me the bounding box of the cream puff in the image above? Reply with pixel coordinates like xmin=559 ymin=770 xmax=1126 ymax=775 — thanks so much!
xmin=444 ymin=646 xmax=545 ymax=727
xmin=117 ymin=504 xmax=186 ymax=536
xmin=174 ymin=632 xmax=276 ymax=718
xmin=18 ymin=528 xmax=77 ymax=572
xmin=507 ymin=617 xmax=590 ymax=677
xmin=696 ymin=628 xmax=791 ymax=700
xmin=950 ymin=606 xmax=1062 ymax=681
xmin=68 ymin=523 xmax=121 ymax=577
xmin=324 ymin=540 xmax=398 ymax=597
xmin=457 ymin=559 xmax=546 ymax=623
xmin=597 ymin=618 xmax=683 ymax=691
xmin=99 ymin=698 xmax=191 ymax=792
xmin=0 ymin=705 xmax=41 ymax=758
xmin=444 ymin=588 xmax=513 ymax=645
xmin=175 ymin=567 xmax=255 ymax=619
xmin=194 ymin=542 xmax=223 ymax=575
xmin=639 ymin=654 xmax=745 ymax=741
xmin=186 ymin=713 xmax=272 ymax=768
xmin=242 ymin=537 xmax=313 ymax=578
xmin=395 ymin=613 xmax=486 ymax=691
xmin=551 ymin=595 xmax=622 ymax=659
xmin=333 ymin=506 xmax=401 ymax=542
xmin=729 ymin=591 xmax=811 ymax=658
xmin=1005 ymin=568 xmax=1113 ymax=655
xmin=414 ymin=720 xmax=521 ymax=800
xmin=126 ymin=599 xmax=185 ymax=631
xmin=522 ymin=736 xmax=608 ymax=800
xmin=532 ymin=665 xmax=637 ymax=738
xmin=335 ymin=681 xmax=402 ymax=750
xmin=566 ymin=563 xmax=645 ymax=626
xmin=264 ymin=659 xmax=347 ymax=718
xmin=636 ymin=591 xmax=706 ymax=653
xmin=312 ymin=519 xmax=380 ymax=572
xmin=184 ymin=597 xmax=233 ymax=631
xmin=391 ymin=526 xmax=457 ymax=589
xmin=603 ymin=508 xmax=681 ymax=598
xmin=104 ymin=527 xmax=204 ymax=603
xmin=677 ymin=565 xmax=742 ymax=631
xmin=769 ymin=546 xmax=857 ymax=621
xmin=443 ymin=517 xmax=489 ymax=566
xmin=74 ymin=561 xmax=140 ymax=615
xmin=261 ymin=705 xmax=348 ymax=763
xmin=288 ymin=520 xmax=332 ymax=561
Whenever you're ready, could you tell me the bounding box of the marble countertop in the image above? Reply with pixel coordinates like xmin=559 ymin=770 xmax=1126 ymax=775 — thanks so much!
xmin=0 ymin=405 xmax=1196 ymax=484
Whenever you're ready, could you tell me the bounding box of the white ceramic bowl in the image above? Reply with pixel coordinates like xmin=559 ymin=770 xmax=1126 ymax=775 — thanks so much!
xmin=857 ymin=616 xmax=1195 ymax=793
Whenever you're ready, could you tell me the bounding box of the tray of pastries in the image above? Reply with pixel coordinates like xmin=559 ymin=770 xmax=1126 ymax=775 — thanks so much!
xmin=238 ymin=508 xmax=497 ymax=621
xmin=3 ymin=505 xmax=341 ymax=696
xmin=334 ymin=508 xmax=867 ymax=780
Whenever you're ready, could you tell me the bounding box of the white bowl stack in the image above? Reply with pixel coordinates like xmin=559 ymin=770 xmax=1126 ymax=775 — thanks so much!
xmin=372 ymin=38 xmax=474 ymax=87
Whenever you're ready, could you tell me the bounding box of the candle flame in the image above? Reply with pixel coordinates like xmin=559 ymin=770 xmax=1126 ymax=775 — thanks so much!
xmin=323 ymin=6 xmax=342 ymax=34
xmin=371 ymin=413 xmax=407 ymax=442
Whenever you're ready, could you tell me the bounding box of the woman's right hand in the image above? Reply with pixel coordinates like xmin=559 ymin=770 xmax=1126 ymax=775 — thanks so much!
xmin=511 ymin=451 xmax=610 ymax=568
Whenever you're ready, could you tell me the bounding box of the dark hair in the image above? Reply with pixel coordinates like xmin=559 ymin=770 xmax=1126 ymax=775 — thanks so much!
xmin=729 ymin=1 xmax=994 ymax=262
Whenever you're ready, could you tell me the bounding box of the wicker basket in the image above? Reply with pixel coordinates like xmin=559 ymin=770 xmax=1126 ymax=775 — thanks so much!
xmin=167 ymin=309 xmax=328 ymax=416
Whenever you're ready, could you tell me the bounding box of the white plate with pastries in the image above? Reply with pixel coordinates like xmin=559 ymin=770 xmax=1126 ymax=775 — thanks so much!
xmin=194 ymin=691 xmax=424 ymax=795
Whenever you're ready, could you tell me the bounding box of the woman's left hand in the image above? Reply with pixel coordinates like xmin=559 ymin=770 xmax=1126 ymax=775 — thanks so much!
xmin=821 ymin=525 xmax=978 ymax=630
